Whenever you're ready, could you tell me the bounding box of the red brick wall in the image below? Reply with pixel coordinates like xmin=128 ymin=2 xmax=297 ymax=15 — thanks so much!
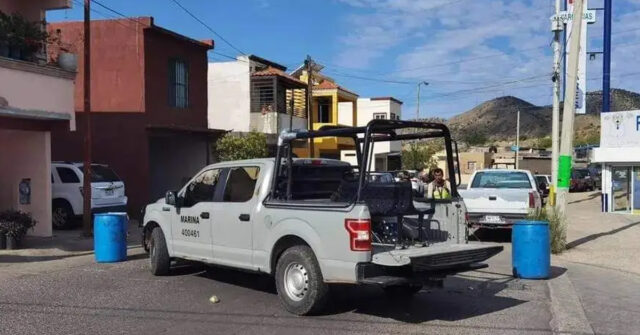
xmin=143 ymin=28 xmax=209 ymax=128
xmin=48 ymin=18 xmax=149 ymax=113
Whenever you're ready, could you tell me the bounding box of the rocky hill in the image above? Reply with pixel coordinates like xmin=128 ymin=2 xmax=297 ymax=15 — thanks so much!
xmin=447 ymin=88 xmax=640 ymax=142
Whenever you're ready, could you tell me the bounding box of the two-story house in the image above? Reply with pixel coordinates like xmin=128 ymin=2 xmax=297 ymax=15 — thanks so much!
xmin=49 ymin=17 xmax=222 ymax=216
xmin=339 ymin=97 xmax=403 ymax=171
xmin=0 ymin=0 xmax=75 ymax=237
xmin=290 ymin=63 xmax=358 ymax=159
xmin=208 ymin=55 xmax=308 ymax=153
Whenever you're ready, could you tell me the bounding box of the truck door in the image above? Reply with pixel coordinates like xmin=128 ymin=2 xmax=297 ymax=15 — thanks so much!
xmin=172 ymin=168 xmax=221 ymax=260
xmin=211 ymin=165 xmax=261 ymax=269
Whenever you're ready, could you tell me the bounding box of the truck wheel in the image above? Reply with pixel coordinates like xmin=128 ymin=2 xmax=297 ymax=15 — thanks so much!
xmin=275 ymin=245 xmax=328 ymax=315
xmin=383 ymin=284 xmax=423 ymax=297
xmin=52 ymin=200 xmax=73 ymax=230
xmin=149 ymin=227 xmax=170 ymax=276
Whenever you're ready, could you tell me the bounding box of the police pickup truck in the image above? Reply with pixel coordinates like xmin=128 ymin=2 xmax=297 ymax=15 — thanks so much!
xmin=141 ymin=120 xmax=502 ymax=315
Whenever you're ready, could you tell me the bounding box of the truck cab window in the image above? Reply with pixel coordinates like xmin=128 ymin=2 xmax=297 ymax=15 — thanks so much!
xmin=184 ymin=169 xmax=220 ymax=207
xmin=224 ymin=167 xmax=260 ymax=202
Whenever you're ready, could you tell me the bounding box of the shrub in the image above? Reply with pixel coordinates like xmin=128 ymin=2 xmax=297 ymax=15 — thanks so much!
xmin=216 ymin=131 xmax=268 ymax=161
xmin=0 ymin=209 xmax=36 ymax=240
xmin=527 ymin=206 xmax=566 ymax=254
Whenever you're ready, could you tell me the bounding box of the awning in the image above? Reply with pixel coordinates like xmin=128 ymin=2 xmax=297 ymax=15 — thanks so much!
xmin=0 ymin=106 xmax=72 ymax=121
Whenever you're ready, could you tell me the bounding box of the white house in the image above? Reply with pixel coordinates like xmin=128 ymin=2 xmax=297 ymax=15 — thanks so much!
xmin=592 ymin=110 xmax=640 ymax=214
xmin=339 ymin=97 xmax=403 ymax=171
xmin=207 ymin=55 xmax=308 ymax=136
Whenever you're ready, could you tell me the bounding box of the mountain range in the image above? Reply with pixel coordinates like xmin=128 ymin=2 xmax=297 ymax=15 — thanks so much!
xmin=446 ymin=88 xmax=640 ymax=142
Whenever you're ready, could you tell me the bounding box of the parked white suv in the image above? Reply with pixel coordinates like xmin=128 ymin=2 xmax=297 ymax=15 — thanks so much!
xmin=51 ymin=162 xmax=127 ymax=229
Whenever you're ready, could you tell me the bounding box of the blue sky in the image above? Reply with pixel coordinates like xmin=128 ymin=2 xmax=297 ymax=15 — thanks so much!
xmin=47 ymin=0 xmax=640 ymax=119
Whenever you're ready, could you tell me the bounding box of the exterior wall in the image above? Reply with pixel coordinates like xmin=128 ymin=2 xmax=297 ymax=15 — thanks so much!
xmin=249 ymin=112 xmax=306 ymax=134
xmin=338 ymin=101 xmax=353 ymax=127
xmin=0 ymin=0 xmax=69 ymax=21
xmin=0 ymin=129 xmax=52 ymax=237
xmin=49 ymin=19 xmax=147 ymax=114
xmin=52 ymin=113 xmax=150 ymax=215
xmin=520 ymin=158 xmax=551 ymax=175
xmin=144 ymin=27 xmax=210 ymax=128
xmin=208 ymin=61 xmax=251 ymax=131
xmin=0 ymin=61 xmax=75 ymax=129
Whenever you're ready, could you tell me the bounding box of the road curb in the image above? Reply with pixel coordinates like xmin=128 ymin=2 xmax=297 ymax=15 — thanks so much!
xmin=547 ymin=269 xmax=594 ymax=335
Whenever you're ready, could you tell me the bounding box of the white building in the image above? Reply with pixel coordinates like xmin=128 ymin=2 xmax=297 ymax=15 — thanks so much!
xmin=207 ymin=55 xmax=308 ymax=135
xmin=339 ymin=97 xmax=403 ymax=171
xmin=592 ymin=110 xmax=640 ymax=214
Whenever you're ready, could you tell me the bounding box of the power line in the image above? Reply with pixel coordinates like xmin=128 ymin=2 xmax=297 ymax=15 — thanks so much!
xmin=90 ymin=0 xmax=149 ymax=27
xmin=169 ymin=0 xmax=245 ymax=55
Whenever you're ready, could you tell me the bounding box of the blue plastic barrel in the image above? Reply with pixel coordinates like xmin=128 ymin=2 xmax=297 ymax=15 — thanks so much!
xmin=94 ymin=213 xmax=128 ymax=263
xmin=512 ymin=220 xmax=550 ymax=279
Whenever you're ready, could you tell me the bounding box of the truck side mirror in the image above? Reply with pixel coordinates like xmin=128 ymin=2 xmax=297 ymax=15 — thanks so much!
xmin=165 ymin=191 xmax=177 ymax=206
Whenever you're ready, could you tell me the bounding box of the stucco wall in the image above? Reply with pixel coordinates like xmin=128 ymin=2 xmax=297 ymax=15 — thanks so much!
xmin=0 ymin=66 xmax=75 ymax=129
xmin=208 ymin=61 xmax=250 ymax=131
xmin=0 ymin=129 xmax=52 ymax=237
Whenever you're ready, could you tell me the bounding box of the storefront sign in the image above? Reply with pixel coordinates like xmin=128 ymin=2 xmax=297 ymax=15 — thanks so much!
xmin=564 ymin=0 xmax=595 ymax=115
xmin=601 ymin=110 xmax=640 ymax=148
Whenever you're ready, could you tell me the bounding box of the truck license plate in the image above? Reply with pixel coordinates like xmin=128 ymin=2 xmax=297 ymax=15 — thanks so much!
xmin=484 ymin=215 xmax=503 ymax=223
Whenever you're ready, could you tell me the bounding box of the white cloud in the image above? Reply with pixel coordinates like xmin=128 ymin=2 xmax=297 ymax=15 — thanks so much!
xmin=336 ymin=0 xmax=640 ymax=118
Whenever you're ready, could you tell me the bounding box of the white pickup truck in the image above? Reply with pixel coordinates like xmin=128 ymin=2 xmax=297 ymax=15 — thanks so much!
xmin=460 ymin=169 xmax=542 ymax=228
xmin=141 ymin=120 xmax=503 ymax=315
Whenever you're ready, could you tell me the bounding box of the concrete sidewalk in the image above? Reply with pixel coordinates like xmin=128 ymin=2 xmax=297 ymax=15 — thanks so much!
xmin=0 ymin=221 xmax=144 ymax=280
xmin=560 ymin=191 xmax=640 ymax=275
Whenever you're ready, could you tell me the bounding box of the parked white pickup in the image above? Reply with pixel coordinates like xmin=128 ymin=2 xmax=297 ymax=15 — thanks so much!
xmin=459 ymin=169 xmax=542 ymax=228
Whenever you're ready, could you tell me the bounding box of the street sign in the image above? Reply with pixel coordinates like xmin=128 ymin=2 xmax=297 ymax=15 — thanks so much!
xmin=551 ymin=10 xmax=597 ymax=24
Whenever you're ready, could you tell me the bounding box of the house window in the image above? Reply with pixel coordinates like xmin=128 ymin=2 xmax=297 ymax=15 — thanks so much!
xmin=467 ymin=161 xmax=477 ymax=171
xmin=373 ymin=113 xmax=387 ymax=120
xmin=169 ymin=59 xmax=189 ymax=108
xmin=318 ymin=100 xmax=331 ymax=123
xmin=390 ymin=113 xmax=399 ymax=120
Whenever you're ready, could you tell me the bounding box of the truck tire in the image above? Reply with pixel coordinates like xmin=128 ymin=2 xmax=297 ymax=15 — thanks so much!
xmin=149 ymin=227 xmax=170 ymax=276
xmin=275 ymin=245 xmax=329 ymax=315
xmin=383 ymin=284 xmax=423 ymax=297
xmin=52 ymin=200 xmax=74 ymax=230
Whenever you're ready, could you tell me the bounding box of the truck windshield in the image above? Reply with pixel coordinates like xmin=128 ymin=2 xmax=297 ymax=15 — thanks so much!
xmin=471 ymin=172 xmax=531 ymax=189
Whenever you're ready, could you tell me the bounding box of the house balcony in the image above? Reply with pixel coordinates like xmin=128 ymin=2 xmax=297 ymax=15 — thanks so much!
xmin=249 ymin=67 xmax=308 ymax=135
xmin=0 ymin=56 xmax=76 ymax=129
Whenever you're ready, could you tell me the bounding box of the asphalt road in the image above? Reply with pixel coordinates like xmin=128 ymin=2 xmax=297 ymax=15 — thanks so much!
xmin=0 ymin=243 xmax=553 ymax=335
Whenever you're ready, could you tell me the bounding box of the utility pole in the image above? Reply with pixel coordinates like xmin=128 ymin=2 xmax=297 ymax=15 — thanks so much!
xmin=557 ymin=0 xmax=585 ymax=216
xmin=416 ymin=81 xmax=428 ymax=120
xmin=82 ymin=0 xmax=92 ymax=237
xmin=603 ymin=0 xmax=612 ymax=114
xmin=550 ymin=0 xmax=563 ymax=206
xmin=515 ymin=110 xmax=520 ymax=169
xmin=304 ymin=55 xmax=315 ymax=157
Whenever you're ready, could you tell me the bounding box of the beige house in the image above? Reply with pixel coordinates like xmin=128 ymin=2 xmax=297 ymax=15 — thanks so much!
xmin=0 ymin=0 xmax=76 ymax=236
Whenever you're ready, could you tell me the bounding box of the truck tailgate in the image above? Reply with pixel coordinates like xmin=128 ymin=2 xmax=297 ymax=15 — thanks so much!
xmin=460 ymin=188 xmax=530 ymax=214
xmin=372 ymin=244 xmax=503 ymax=271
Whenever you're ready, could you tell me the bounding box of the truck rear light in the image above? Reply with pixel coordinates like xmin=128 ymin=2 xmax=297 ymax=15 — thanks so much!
xmin=345 ymin=219 xmax=371 ymax=251
xmin=529 ymin=191 xmax=535 ymax=208
xmin=465 ymin=212 xmax=470 ymax=223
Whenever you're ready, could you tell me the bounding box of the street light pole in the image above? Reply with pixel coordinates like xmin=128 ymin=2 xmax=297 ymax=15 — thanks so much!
xmin=516 ymin=110 xmax=520 ymax=169
xmin=416 ymin=81 xmax=428 ymax=120
xmin=550 ymin=0 xmax=563 ymax=205
xmin=557 ymin=0 xmax=585 ymax=217
xmin=603 ymin=0 xmax=612 ymax=114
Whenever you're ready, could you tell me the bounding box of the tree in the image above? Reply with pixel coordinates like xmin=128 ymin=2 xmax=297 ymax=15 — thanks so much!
xmin=535 ymin=136 xmax=552 ymax=149
xmin=401 ymin=141 xmax=441 ymax=171
xmin=216 ymin=131 xmax=268 ymax=161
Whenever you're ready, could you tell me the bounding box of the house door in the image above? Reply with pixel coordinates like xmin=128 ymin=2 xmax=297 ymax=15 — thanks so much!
xmin=612 ymin=166 xmax=631 ymax=213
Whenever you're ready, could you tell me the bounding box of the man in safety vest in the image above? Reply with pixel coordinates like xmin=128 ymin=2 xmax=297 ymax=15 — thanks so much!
xmin=426 ymin=168 xmax=451 ymax=200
